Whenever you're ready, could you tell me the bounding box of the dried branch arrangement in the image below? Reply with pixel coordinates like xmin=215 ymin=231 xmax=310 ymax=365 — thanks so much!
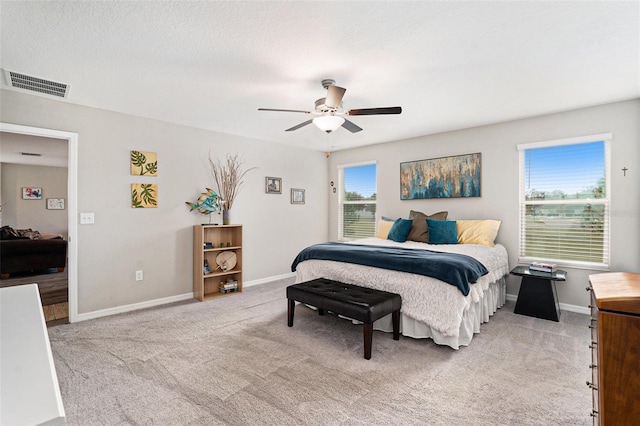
xmin=209 ymin=153 xmax=256 ymax=210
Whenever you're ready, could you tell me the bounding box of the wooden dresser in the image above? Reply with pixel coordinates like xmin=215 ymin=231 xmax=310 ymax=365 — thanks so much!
xmin=587 ymin=272 xmax=640 ymax=425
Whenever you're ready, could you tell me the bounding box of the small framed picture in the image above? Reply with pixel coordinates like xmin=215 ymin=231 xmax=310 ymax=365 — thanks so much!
xmin=46 ymin=198 xmax=65 ymax=210
xmin=291 ymin=188 xmax=305 ymax=204
xmin=265 ymin=177 xmax=282 ymax=194
xmin=130 ymin=150 xmax=158 ymax=176
xmin=22 ymin=187 xmax=42 ymax=200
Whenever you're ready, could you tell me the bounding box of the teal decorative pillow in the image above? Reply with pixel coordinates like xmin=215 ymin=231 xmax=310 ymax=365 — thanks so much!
xmin=387 ymin=218 xmax=413 ymax=243
xmin=427 ymin=219 xmax=458 ymax=244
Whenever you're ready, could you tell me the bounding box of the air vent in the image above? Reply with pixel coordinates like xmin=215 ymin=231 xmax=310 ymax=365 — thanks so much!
xmin=3 ymin=69 xmax=69 ymax=98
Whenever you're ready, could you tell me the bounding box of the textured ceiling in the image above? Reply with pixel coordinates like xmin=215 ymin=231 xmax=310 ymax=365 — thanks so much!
xmin=1 ymin=1 xmax=638 ymax=153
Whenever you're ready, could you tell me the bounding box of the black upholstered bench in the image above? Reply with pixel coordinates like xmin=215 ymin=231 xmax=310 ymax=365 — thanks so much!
xmin=287 ymin=278 xmax=402 ymax=360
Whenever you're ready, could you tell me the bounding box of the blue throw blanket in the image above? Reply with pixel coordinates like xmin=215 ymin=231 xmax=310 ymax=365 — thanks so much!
xmin=291 ymin=242 xmax=488 ymax=296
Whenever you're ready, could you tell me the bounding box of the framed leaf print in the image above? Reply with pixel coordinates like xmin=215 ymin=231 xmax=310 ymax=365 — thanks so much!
xmin=131 ymin=183 xmax=158 ymax=208
xmin=130 ymin=150 xmax=158 ymax=176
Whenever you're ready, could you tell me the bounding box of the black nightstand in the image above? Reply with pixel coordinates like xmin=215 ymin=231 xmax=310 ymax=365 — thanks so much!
xmin=510 ymin=265 xmax=566 ymax=321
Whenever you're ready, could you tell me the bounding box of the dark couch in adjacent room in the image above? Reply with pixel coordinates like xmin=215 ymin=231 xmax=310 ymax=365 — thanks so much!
xmin=0 ymin=226 xmax=68 ymax=279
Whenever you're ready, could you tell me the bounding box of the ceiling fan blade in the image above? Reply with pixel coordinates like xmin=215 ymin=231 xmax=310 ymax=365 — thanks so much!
xmin=285 ymin=119 xmax=313 ymax=132
xmin=325 ymin=85 xmax=346 ymax=109
xmin=341 ymin=119 xmax=363 ymax=133
xmin=347 ymin=106 xmax=402 ymax=116
xmin=258 ymin=108 xmax=311 ymax=114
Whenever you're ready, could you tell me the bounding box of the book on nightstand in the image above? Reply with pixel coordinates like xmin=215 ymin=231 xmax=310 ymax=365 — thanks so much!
xmin=529 ymin=262 xmax=557 ymax=273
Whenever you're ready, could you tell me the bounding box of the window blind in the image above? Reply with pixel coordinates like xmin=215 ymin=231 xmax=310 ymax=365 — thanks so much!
xmin=338 ymin=162 xmax=377 ymax=240
xmin=518 ymin=136 xmax=610 ymax=269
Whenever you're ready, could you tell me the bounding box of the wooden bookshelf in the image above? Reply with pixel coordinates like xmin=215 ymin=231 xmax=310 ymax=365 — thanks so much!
xmin=193 ymin=224 xmax=242 ymax=301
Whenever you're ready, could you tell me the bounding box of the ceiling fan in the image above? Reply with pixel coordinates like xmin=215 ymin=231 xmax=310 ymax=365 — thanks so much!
xmin=258 ymin=79 xmax=402 ymax=134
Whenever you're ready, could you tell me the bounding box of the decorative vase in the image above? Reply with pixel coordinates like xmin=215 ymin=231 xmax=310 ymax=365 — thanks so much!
xmin=222 ymin=209 xmax=231 ymax=225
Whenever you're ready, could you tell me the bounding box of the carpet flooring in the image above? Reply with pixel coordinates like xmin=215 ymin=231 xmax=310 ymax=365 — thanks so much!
xmin=48 ymin=277 xmax=592 ymax=425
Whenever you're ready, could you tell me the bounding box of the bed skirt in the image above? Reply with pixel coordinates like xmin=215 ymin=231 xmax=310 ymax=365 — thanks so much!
xmin=372 ymin=277 xmax=506 ymax=349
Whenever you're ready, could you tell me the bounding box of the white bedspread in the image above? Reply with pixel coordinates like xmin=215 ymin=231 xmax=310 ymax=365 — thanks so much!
xmin=294 ymin=238 xmax=509 ymax=342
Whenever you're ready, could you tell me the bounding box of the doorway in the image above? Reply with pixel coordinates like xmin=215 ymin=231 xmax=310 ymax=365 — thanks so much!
xmin=0 ymin=123 xmax=78 ymax=322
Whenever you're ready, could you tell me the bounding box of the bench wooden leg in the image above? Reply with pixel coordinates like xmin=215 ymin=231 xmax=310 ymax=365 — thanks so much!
xmin=287 ymin=298 xmax=295 ymax=327
xmin=363 ymin=322 xmax=373 ymax=360
xmin=392 ymin=310 xmax=400 ymax=340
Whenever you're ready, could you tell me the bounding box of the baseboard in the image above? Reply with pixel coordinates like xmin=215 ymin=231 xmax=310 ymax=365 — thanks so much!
xmin=74 ymin=273 xmax=296 ymax=323
xmin=75 ymin=292 xmax=195 ymax=322
xmin=506 ymin=293 xmax=589 ymax=315
xmin=244 ymin=272 xmax=295 ymax=288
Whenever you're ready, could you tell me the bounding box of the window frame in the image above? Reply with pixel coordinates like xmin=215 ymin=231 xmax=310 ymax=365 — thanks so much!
xmin=517 ymin=133 xmax=611 ymax=270
xmin=337 ymin=160 xmax=377 ymax=241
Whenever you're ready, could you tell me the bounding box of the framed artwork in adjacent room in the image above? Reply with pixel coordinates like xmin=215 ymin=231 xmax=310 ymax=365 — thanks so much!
xmin=46 ymin=198 xmax=65 ymax=210
xmin=22 ymin=187 xmax=42 ymax=200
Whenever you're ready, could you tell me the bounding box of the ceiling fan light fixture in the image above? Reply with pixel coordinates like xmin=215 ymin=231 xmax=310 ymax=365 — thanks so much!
xmin=312 ymin=115 xmax=345 ymax=133
xmin=259 ymin=79 xmax=401 ymax=133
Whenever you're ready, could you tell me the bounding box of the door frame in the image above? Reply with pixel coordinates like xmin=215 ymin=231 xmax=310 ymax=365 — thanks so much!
xmin=0 ymin=122 xmax=79 ymax=322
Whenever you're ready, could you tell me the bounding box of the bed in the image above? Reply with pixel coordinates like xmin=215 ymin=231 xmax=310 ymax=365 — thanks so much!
xmin=292 ymin=237 xmax=509 ymax=349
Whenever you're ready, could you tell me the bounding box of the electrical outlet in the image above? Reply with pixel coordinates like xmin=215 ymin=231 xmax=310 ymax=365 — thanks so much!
xmin=135 ymin=270 xmax=143 ymax=281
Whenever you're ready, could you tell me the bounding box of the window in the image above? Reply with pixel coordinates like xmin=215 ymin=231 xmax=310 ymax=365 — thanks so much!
xmin=338 ymin=162 xmax=377 ymax=240
xmin=518 ymin=133 xmax=610 ymax=269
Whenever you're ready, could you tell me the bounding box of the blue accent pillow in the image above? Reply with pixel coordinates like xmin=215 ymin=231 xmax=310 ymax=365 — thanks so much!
xmin=427 ymin=219 xmax=458 ymax=244
xmin=387 ymin=218 xmax=413 ymax=242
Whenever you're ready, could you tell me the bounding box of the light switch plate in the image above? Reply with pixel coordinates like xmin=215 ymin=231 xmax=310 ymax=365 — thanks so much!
xmin=80 ymin=212 xmax=94 ymax=224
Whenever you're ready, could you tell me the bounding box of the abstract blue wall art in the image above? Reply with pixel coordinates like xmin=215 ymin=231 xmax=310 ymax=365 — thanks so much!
xmin=400 ymin=153 xmax=481 ymax=199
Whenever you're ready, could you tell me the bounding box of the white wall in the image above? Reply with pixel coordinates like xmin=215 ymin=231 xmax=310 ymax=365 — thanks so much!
xmin=1 ymin=89 xmax=328 ymax=314
xmin=1 ymin=163 xmax=68 ymax=237
xmin=328 ymin=99 xmax=640 ymax=307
